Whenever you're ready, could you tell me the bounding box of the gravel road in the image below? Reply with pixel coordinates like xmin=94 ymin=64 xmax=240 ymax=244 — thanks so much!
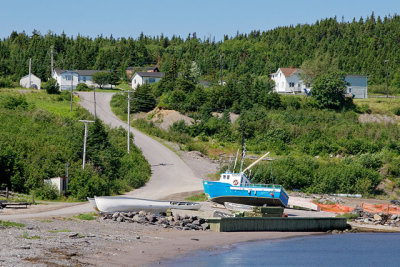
xmin=77 ymin=92 xmax=203 ymax=199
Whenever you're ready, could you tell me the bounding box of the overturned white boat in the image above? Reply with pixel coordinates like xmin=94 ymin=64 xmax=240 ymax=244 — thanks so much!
xmin=94 ymin=196 xmax=202 ymax=213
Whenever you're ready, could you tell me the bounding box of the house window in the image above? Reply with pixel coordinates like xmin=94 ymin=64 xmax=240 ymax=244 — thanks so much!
xmin=134 ymin=79 xmax=136 ymax=84
xmin=289 ymin=82 xmax=295 ymax=87
xmin=149 ymin=78 xmax=155 ymax=83
xmin=349 ymin=88 xmax=352 ymax=93
xmin=82 ymin=76 xmax=86 ymax=82
xmin=65 ymin=75 xmax=72 ymax=81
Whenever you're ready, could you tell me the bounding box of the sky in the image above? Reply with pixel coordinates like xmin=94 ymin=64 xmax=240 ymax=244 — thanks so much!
xmin=0 ymin=0 xmax=399 ymax=40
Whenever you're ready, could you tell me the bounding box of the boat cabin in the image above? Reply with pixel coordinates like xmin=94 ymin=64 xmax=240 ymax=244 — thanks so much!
xmin=219 ymin=172 xmax=251 ymax=186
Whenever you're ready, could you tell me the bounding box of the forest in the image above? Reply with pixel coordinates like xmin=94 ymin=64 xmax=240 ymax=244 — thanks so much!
xmin=1 ymin=13 xmax=400 ymax=90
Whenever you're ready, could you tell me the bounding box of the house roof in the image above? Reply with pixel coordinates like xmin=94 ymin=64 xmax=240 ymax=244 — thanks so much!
xmin=279 ymin=68 xmax=300 ymax=77
xmin=134 ymin=71 xmax=164 ymax=78
xmin=127 ymin=66 xmax=159 ymax=72
xmin=21 ymin=74 xmax=40 ymax=80
xmin=54 ymin=68 xmax=106 ymax=76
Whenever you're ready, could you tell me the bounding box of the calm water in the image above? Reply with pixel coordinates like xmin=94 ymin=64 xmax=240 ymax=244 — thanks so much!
xmin=156 ymin=233 xmax=400 ymax=267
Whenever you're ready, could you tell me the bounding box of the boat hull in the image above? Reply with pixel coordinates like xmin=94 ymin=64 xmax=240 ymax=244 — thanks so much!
xmin=203 ymin=181 xmax=289 ymax=207
xmin=94 ymin=196 xmax=201 ymax=213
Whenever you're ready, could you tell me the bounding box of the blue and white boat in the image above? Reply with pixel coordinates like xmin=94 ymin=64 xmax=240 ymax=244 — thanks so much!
xmin=203 ymin=152 xmax=289 ymax=207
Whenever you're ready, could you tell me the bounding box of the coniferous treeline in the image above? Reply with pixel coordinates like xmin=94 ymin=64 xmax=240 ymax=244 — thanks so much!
xmin=1 ymin=13 xmax=400 ymax=86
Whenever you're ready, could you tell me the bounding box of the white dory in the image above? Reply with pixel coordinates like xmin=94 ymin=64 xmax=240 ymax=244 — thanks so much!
xmin=94 ymin=196 xmax=201 ymax=213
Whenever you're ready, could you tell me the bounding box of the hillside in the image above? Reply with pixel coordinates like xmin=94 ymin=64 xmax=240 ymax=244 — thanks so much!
xmin=0 ymin=89 xmax=150 ymax=200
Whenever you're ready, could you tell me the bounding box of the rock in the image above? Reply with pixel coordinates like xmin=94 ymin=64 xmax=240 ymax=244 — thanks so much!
xmin=135 ymin=235 xmax=140 ymax=240
xmin=127 ymin=212 xmax=135 ymax=218
xmin=174 ymin=215 xmax=181 ymax=221
xmin=167 ymin=216 xmax=174 ymax=222
xmin=146 ymin=215 xmax=157 ymax=223
xmin=112 ymin=212 xmax=120 ymax=218
xmin=390 ymin=214 xmax=398 ymax=220
xmin=373 ymin=214 xmax=382 ymax=221
xmin=174 ymin=226 xmax=183 ymax=230
xmin=363 ymin=218 xmax=371 ymax=223
xmin=192 ymin=220 xmax=201 ymax=226
xmin=139 ymin=211 xmax=147 ymax=216
xmin=116 ymin=216 xmax=124 ymax=222
xmin=182 ymin=219 xmax=191 ymax=225
xmin=183 ymin=227 xmax=190 ymax=231
xmin=202 ymin=223 xmax=209 ymax=231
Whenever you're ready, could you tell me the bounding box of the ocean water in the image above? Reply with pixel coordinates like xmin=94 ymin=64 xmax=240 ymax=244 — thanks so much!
xmin=157 ymin=233 xmax=400 ymax=267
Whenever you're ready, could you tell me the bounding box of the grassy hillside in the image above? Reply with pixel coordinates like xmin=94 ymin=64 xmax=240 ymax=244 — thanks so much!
xmin=0 ymin=89 xmax=150 ymax=200
xmin=111 ymin=91 xmax=400 ymax=197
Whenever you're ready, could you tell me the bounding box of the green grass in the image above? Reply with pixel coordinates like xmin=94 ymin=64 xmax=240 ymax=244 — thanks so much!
xmin=336 ymin=212 xmax=360 ymax=221
xmin=354 ymin=97 xmax=400 ymax=115
xmin=74 ymin=212 xmax=97 ymax=220
xmin=48 ymin=229 xmax=71 ymax=233
xmin=22 ymin=230 xmax=40 ymax=239
xmin=185 ymin=193 xmax=208 ymax=202
xmin=40 ymin=220 xmax=53 ymax=223
xmin=0 ymin=220 xmax=25 ymax=228
xmin=115 ymin=82 xmax=132 ymax=91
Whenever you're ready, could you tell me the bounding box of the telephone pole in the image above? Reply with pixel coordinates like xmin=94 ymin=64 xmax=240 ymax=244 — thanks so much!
xmin=28 ymin=58 xmax=32 ymax=88
xmin=79 ymin=120 xmax=95 ymax=170
xmin=93 ymin=87 xmax=97 ymax=120
xmin=70 ymin=71 xmax=74 ymax=112
xmin=50 ymin=45 xmax=54 ymax=76
xmin=126 ymin=91 xmax=134 ymax=154
xmin=385 ymin=60 xmax=389 ymax=98
xmin=220 ymin=54 xmax=223 ymax=85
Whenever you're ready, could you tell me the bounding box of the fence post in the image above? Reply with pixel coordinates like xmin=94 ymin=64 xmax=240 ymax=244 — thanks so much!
xmin=31 ymin=193 xmax=35 ymax=204
xmin=6 ymin=187 xmax=9 ymax=199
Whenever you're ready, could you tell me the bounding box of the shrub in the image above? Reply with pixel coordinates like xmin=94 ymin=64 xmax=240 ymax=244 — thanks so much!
xmin=43 ymin=78 xmax=60 ymax=94
xmin=0 ymin=77 xmax=14 ymax=88
xmin=393 ymin=106 xmax=400 ymax=116
xmin=33 ymin=182 xmax=59 ymax=200
xmin=282 ymin=96 xmax=301 ymax=110
xmin=1 ymin=95 xmax=29 ymax=110
xmin=76 ymin=83 xmax=90 ymax=91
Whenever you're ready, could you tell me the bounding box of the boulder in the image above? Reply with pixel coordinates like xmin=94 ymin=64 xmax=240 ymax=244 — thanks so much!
xmin=116 ymin=216 xmax=124 ymax=222
xmin=373 ymin=214 xmax=382 ymax=221
xmin=202 ymin=223 xmax=209 ymax=231
xmin=112 ymin=212 xmax=120 ymax=218
xmin=139 ymin=210 xmax=147 ymax=216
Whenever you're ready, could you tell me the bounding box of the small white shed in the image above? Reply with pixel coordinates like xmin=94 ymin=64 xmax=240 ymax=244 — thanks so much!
xmin=45 ymin=177 xmax=68 ymax=194
xmin=20 ymin=74 xmax=41 ymax=89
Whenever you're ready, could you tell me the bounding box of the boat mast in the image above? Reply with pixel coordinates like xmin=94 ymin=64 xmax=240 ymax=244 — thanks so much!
xmin=233 ymin=148 xmax=239 ymax=172
xmin=239 ymin=142 xmax=246 ymax=173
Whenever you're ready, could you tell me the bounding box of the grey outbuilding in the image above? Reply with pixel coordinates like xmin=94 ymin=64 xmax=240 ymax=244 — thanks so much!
xmin=20 ymin=74 xmax=41 ymax=89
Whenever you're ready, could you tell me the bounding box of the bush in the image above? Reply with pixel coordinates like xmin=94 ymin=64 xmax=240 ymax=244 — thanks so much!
xmin=76 ymin=83 xmax=90 ymax=91
xmin=43 ymin=78 xmax=60 ymax=94
xmin=0 ymin=77 xmax=14 ymax=88
xmin=393 ymin=106 xmax=400 ymax=116
xmin=33 ymin=182 xmax=59 ymax=200
xmin=1 ymin=95 xmax=30 ymax=110
xmin=282 ymin=96 xmax=301 ymax=110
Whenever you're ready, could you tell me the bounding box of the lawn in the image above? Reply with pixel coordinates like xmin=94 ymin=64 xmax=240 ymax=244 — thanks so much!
xmin=354 ymin=97 xmax=400 ymax=115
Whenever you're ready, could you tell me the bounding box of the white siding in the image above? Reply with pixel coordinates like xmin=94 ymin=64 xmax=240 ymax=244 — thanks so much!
xmin=132 ymin=73 xmax=143 ymax=89
xmin=20 ymin=74 xmax=41 ymax=89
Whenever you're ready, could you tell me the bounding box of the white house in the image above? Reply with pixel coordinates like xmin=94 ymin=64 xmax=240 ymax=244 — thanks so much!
xmin=270 ymin=67 xmax=309 ymax=94
xmin=345 ymin=75 xmax=368 ymax=99
xmin=52 ymin=68 xmax=108 ymax=90
xmin=20 ymin=74 xmax=41 ymax=89
xmin=131 ymin=71 xmax=164 ymax=90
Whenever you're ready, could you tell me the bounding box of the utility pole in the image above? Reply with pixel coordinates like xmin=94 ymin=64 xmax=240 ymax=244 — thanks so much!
xmin=70 ymin=71 xmax=73 ymax=112
xmin=79 ymin=120 xmax=94 ymax=170
xmin=385 ymin=60 xmax=389 ymax=98
xmin=28 ymin=58 xmax=32 ymax=88
xmin=50 ymin=45 xmax=54 ymax=76
xmin=93 ymin=87 xmax=97 ymax=120
xmin=220 ymin=54 xmax=223 ymax=85
xmin=126 ymin=91 xmax=134 ymax=154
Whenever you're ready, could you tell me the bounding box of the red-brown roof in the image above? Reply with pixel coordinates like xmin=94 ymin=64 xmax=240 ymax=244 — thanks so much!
xmin=280 ymin=68 xmax=299 ymax=77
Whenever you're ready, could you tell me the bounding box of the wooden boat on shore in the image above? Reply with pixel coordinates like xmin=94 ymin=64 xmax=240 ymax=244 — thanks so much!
xmin=94 ymin=196 xmax=202 ymax=213
xmin=203 ymin=152 xmax=289 ymax=207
